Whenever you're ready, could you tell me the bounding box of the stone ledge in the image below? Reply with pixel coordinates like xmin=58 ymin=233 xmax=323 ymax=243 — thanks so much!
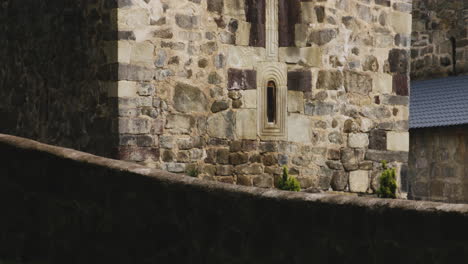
xmin=0 ymin=133 xmax=466 ymax=215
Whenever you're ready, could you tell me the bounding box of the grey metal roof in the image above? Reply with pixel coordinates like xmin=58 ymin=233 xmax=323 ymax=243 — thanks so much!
xmin=410 ymin=75 xmax=468 ymax=129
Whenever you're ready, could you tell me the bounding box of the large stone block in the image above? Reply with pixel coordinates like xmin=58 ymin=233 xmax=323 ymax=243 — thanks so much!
xmin=393 ymin=74 xmax=409 ymax=96
xmin=305 ymin=102 xmax=334 ymax=116
xmin=317 ymin=70 xmax=343 ymax=90
xmin=130 ymin=41 xmax=154 ymax=66
xmin=235 ymin=109 xmax=257 ymax=140
xmin=344 ymin=71 xmax=372 ymax=95
xmin=228 ymin=68 xmax=257 ymax=90
xmin=241 ymin=90 xmax=257 ymax=108
xmin=348 ymin=133 xmax=369 ymax=148
xmin=227 ymin=46 xmax=265 ymax=68
xmin=388 ymin=49 xmax=409 ymax=74
xmin=349 ymin=170 xmax=369 ymax=193
xmin=287 ymin=91 xmax=304 ymax=113
xmin=119 ymin=117 xmax=152 ymax=134
xmin=295 ymin=24 xmax=309 ymax=47
xmin=308 ymin=29 xmax=338 ymax=46
xmin=389 ymin=11 xmax=412 ymax=34
xmin=175 ymin=14 xmax=199 ymax=30
xmin=207 ymin=0 xmax=224 ymax=13
xmin=331 ymin=170 xmax=348 ymax=191
xmin=300 ymin=47 xmax=322 ymax=67
xmin=287 ymin=114 xmax=314 ymax=143
xmin=107 ymin=81 xmax=138 ymax=97
xmin=235 ymin=21 xmax=251 ymax=46
xmin=365 ymin=150 xmax=408 ymax=162
xmin=387 ymin=132 xmax=409 ymax=152
xmin=369 ymin=129 xmax=387 ymax=150
xmin=207 ymin=111 xmax=235 ymax=139
xmin=166 ymin=114 xmax=195 ymax=134
xmin=382 ymin=95 xmax=409 ymax=106
xmin=287 ymin=70 xmax=312 ymax=92
xmin=373 ymin=73 xmax=393 ymax=94
xmin=173 ymin=82 xmax=208 ymax=113
xmin=279 ymin=47 xmax=301 ymax=64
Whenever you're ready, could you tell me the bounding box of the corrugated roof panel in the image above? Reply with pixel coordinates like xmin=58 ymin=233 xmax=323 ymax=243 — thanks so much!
xmin=410 ymin=75 xmax=468 ymax=129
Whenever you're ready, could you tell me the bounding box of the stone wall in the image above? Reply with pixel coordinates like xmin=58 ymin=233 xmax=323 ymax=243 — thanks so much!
xmin=114 ymin=0 xmax=412 ymax=195
xmin=411 ymin=0 xmax=468 ymax=80
xmin=409 ymin=125 xmax=468 ymax=203
xmin=0 ymin=0 xmax=118 ymax=156
xmin=2 ymin=134 xmax=468 ymax=264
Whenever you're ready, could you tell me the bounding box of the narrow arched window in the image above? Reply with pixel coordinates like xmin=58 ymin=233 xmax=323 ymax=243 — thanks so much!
xmin=450 ymin=37 xmax=457 ymax=75
xmin=266 ymin=81 xmax=276 ymax=123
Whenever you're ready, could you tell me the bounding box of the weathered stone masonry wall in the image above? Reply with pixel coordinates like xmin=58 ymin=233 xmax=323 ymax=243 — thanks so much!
xmin=0 ymin=0 xmax=118 ymax=157
xmin=114 ymin=0 xmax=411 ymax=195
xmin=409 ymin=125 xmax=468 ymax=203
xmin=2 ymin=134 xmax=468 ymax=264
xmin=411 ymin=0 xmax=468 ymax=80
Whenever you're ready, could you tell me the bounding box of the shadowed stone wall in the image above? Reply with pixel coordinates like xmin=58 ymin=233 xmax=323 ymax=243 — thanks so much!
xmin=113 ymin=0 xmax=411 ymax=196
xmin=411 ymin=0 xmax=468 ymax=80
xmin=409 ymin=125 xmax=468 ymax=203
xmin=0 ymin=0 xmax=118 ymax=157
xmin=1 ymin=134 xmax=468 ymax=264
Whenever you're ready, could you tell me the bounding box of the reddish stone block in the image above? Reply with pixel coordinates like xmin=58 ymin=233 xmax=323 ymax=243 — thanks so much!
xmin=393 ymin=74 xmax=409 ymax=96
xmin=227 ymin=68 xmax=257 ymax=90
xmin=287 ymin=70 xmax=312 ymax=92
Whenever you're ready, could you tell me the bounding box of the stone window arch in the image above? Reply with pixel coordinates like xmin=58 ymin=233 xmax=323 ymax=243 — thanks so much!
xmin=257 ymin=62 xmax=287 ymax=140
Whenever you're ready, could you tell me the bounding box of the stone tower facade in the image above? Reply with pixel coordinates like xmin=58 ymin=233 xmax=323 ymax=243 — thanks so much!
xmin=110 ymin=0 xmax=411 ymax=194
xmin=1 ymin=0 xmax=412 ymax=195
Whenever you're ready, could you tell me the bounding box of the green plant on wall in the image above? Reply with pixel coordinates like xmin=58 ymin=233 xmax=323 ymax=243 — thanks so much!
xmin=278 ymin=166 xmax=301 ymax=192
xmin=186 ymin=167 xmax=199 ymax=177
xmin=377 ymin=160 xmax=397 ymax=199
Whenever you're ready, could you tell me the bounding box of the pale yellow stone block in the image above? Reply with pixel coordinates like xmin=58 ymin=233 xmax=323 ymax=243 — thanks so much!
xmin=227 ymin=46 xmax=265 ymax=68
xmin=390 ymin=11 xmax=412 ymax=34
xmin=130 ymin=41 xmax=154 ymax=66
xmin=107 ymin=81 xmax=138 ymax=97
xmin=241 ymin=90 xmax=257 ymax=109
xmin=236 ymin=109 xmax=257 ymax=139
xmin=287 ymin=91 xmax=304 ymax=113
xmin=295 ymin=24 xmax=309 ymax=47
xmin=118 ymin=41 xmax=132 ymax=64
xmin=349 ymin=170 xmax=369 ymax=193
xmin=300 ymin=47 xmax=322 ymax=67
xmin=287 ymin=113 xmax=314 ymax=143
xmin=373 ymin=73 xmax=393 ymax=94
xmin=279 ymin=47 xmax=300 ymax=64
xmin=118 ymin=8 xmax=150 ymax=30
xmin=235 ymin=21 xmax=251 ymax=46
xmin=387 ymin=132 xmax=409 ymax=152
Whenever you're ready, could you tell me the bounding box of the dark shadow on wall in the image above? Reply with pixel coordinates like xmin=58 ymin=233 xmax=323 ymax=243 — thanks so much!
xmin=0 ymin=0 xmax=119 ymax=157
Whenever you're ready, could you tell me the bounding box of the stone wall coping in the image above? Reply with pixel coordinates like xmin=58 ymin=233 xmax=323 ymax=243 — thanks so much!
xmin=2 ymin=133 xmax=467 ymax=215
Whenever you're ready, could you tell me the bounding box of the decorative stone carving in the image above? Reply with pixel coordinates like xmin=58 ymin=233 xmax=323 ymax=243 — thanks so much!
xmin=265 ymin=0 xmax=278 ymax=60
xmin=257 ymin=62 xmax=287 ymax=140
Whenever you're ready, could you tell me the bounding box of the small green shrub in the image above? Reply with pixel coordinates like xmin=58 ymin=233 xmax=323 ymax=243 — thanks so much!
xmin=187 ymin=167 xmax=200 ymax=177
xmin=377 ymin=160 xmax=397 ymax=199
xmin=278 ymin=166 xmax=301 ymax=192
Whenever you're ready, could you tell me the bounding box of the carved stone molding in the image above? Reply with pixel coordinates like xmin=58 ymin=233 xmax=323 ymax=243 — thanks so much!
xmin=257 ymin=62 xmax=287 ymax=140
xmin=265 ymin=0 xmax=278 ymax=61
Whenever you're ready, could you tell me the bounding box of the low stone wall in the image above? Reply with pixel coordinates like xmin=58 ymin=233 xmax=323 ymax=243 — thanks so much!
xmin=1 ymin=133 xmax=468 ymax=264
xmin=409 ymin=126 xmax=468 ymax=203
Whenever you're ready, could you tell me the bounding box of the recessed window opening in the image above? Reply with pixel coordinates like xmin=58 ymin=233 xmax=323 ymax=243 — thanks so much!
xmin=266 ymin=81 xmax=277 ymax=124
xmin=450 ymin=37 xmax=457 ymax=75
